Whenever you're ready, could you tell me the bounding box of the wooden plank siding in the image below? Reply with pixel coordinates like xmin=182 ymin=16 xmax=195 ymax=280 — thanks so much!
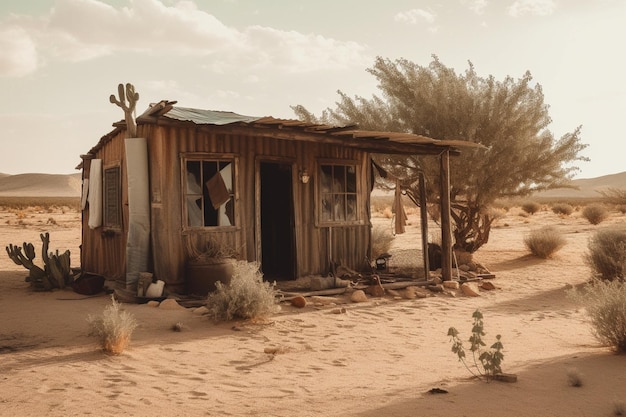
xmin=81 ymin=122 xmax=373 ymax=291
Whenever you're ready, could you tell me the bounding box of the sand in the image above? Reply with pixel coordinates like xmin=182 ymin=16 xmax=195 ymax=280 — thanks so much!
xmin=1 ymin=204 xmax=625 ymax=417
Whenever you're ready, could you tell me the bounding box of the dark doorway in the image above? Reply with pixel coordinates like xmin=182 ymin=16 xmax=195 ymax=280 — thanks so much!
xmin=260 ymin=162 xmax=296 ymax=280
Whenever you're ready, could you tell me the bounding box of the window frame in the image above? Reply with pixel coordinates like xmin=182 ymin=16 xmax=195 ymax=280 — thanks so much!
xmin=181 ymin=153 xmax=238 ymax=231
xmin=103 ymin=164 xmax=123 ymax=230
xmin=316 ymin=159 xmax=361 ymax=227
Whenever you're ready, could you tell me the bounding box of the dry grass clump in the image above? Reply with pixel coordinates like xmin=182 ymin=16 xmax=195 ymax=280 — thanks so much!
xmin=566 ymin=367 xmax=583 ymax=387
xmin=371 ymin=225 xmax=394 ymax=259
xmin=524 ymin=226 xmax=566 ymax=258
xmin=0 ymin=197 xmax=80 ymax=211
xmin=614 ymin=399 xmax=625 ymax=416
xmin=206 ymin=261 xmax=279 ymax=321
xmin=585 ymin=228 xmax=626 ymax=281
xmin=582 ymin=203 xmax=609 ymax=225
xmin=87 ymin=295 xmax=138 ymax=355
xmin=551 ymin=203 xmax=574 ymax=216
xmin=521 ymin=201 xmax=541 ymax=215
xmin=569 ymin=280 xmax=626 ymax=352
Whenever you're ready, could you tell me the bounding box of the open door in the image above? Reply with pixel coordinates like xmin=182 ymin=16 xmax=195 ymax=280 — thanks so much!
xmin=259 ymin=162 xmax=296 ymax=280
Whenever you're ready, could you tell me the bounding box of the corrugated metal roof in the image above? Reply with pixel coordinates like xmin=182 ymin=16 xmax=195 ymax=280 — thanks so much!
xmin=164 ymin=106 xmax=261 ymax=125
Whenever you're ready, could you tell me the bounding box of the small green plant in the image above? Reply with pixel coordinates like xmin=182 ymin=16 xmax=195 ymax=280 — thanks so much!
xmin=585 ymin=227 xmax=626 ymax=281
xmin=448 ymin=310 xmax=504 ymax=381
xmin=582 ymin=203 xmax=609 ymax=225
xmin=205 ymin=261 xmax=280 ymax=321
xmin=524 ymin=226 xmax=566 ymax=258
xmin=371 ymin=225 xmax=394 ymax=259
xmin=521 ymin=201 xmax=541 ymax=215
xmin=552 ymin=203 xmax=574 ymax=216
xmin=568 ymin=280 xmax=626 ymax=352
xmin=87 ymin=295 xmax=138 ymax=355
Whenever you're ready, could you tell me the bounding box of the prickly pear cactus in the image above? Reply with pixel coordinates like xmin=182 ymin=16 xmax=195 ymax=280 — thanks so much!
xmin=6 ymin=233 xmax=72 ymax=291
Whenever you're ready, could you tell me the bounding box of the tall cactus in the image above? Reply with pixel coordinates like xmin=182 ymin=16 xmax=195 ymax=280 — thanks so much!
xmin=109 ymin=83 xmax=140 ymax=138
xmin=5 ymin=233 xmax=71 ymax=291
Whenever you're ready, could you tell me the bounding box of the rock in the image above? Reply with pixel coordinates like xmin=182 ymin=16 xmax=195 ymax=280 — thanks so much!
xmin=146 ymin=300 xmax=160 ymax=307
xmin=458 ymin=264 xmax=471 ymax=272
xmin=443 ymin=280 xmax=460 ymax=290
xmin=460 ymin=283 xmax=480 ymax=297
xmin=290 ymin=296 xmax=307 ymax=308
xmin=365 ymin=284 xmax=385 ymax=297
xmin=159 ymin=298 xmax=185 ymax=310
xmin=480 ymin=281 xmax=496 ymax=291
xmin=193 ymin=306 xmax=209 ymax=315
xmin=350 ymin=289 xmax=368 ymax=303
xmin=330 ymin=307 xmax=347 ymax=314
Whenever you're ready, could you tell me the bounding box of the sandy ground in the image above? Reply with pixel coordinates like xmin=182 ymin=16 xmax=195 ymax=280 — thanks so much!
xmin=1 ymin=203 xmax=625 ymax=417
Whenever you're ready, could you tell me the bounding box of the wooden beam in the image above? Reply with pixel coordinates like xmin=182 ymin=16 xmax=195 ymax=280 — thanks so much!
xmin=440 ymin=150 xmax=452 ymax=281
xmin=419 ymin=172 xmax=430 ymax=281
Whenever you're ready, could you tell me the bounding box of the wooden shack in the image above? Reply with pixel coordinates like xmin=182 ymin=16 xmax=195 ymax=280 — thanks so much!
xmin=78 ymin=100 xmax=477 ymax=295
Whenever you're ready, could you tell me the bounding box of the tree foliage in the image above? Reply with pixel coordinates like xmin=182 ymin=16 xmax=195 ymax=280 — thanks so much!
xmin=292 ymin=56 xmax=588 ymax=252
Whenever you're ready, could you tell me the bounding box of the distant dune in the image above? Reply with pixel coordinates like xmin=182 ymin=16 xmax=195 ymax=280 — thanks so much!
xmin=0 ymin=173 xmax=82 ymax=197
xmin=532 ymin=171 xmax=626 ymax=199
xmin=0 ymin=171 xmax=623 ymax=199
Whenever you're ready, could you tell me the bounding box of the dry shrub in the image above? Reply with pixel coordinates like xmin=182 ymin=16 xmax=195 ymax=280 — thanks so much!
xmin=521 ymin=201 xmax=541 ymax=215
xmin=582 ymin=203 xmax=609 ymax=225
xmin=585 ymin=227 xmax=626 ymax=281
xmin=569 ymin=280 xmax=626 ymax=352
xmin=206 ymin=261 xmax=279 ymax=321
xmin=524 ymin=226 xmax=566 ymax=258
xmin=617 ymin=205 xmax=626 ymax=215
xmin=566 ymin=368 xmax=583 ymax=387
xmin=371 ymin=225 xmax=394 ymax=259
xmin=382 ymin=206 xmax=393 ymax=219
xmin=87 ymin=295 xmax=138 ymax=355
xmin=427 ymin=203 xmax=440 ymax=222
xmin=552 ymin=203 xmax=574 ymax=216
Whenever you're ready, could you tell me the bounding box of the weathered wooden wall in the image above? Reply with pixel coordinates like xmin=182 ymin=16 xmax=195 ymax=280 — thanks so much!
xmin=81 ymin=122 xmax=373 ymax=291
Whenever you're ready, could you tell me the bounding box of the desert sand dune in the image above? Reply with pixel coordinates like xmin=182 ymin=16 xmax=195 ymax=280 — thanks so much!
xmin=0 ymin=203 xmax=625 ymax=416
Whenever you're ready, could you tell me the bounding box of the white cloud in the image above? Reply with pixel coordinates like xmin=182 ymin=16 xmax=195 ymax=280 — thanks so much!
xmin=0 ymin=0 xmax=369 ymax=77
xmin=0 ymin=25 xmax=39 ymax=77
xmin=465 ymin=0 xmax=488 ymax=15
xmin=508 ymin=0 xmax=557 ymax=17
xmin=394 ymin=8 xmax=437 ymax=25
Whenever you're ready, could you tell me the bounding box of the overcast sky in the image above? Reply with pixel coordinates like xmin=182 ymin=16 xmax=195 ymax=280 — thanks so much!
xmin=0 ymin=0 xmax=624 ymax=178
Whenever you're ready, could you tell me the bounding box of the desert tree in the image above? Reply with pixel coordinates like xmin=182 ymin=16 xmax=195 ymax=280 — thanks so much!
xmin=292 ymin=56 xmax=588 ymax=253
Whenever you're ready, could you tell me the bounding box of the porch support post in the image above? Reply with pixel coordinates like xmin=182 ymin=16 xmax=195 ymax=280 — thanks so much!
xmin=439 ymin=149 xmax=452 ymax=281
xmin=418 ymin=172 xmax=430 ymax=281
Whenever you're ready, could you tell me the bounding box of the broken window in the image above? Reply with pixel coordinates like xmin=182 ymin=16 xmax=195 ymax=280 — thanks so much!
xmin=320 ymin=163 xmax=358 ymax=223
xmin=103 ymin=166 xmax=122 ymax=229
xmin=184 ymin=159 xmax=235 ymax=228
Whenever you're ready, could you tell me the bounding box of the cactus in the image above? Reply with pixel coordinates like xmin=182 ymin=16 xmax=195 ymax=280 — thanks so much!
xmin=5 ymin=233 xmax=72 ymax=291
xmin=109 ymin=83 xmax=140 ymax=138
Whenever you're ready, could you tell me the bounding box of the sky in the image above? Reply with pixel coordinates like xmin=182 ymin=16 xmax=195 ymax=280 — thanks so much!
xmin=0 ymin=0 xmax=624 ymax=179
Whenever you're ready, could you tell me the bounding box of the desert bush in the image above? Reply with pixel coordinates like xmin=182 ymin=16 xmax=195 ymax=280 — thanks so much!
xmin=521 ymin=201 xmax=541 ymax=215
xmin=585 ymin=228 xmax=626 ymax=281
xmin=566 ymin=368 xmax=583 ymax=387
xmin=582 ymin=203 xmax=609 ymax=225
xmin=551 ymin=203 xmax=574 ymax=216
xmin=87 ymin=295 xmax=138 ymax=355
xmin=569 ymin=280 xmax=626 ymax=352
xmin=206 ymin=261 xmax=279 ymax=321
xmin=371 ymin=225 xmax=394 ymax=259
xmin=524 ymin=226 xmax=566 ymax=258
xmin=617 ymin=205 xmax=626 ymax=215
xmin=448 ymin=310 xmax=504 ymax=381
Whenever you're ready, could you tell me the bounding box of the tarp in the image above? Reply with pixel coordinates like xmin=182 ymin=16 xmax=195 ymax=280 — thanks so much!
xmin=87 ymin=159 xmax=102 ymax=229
